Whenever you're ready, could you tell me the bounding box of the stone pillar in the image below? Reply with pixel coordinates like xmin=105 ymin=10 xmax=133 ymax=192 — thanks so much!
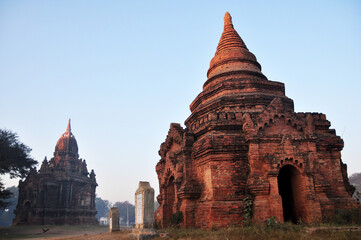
xmin=130 ymin=181 xmax=158 ymax=239
xmin=109 ymin=207 xmax=120 ymax=232
xmin=135 ymin=181 xmax=155 ymax=229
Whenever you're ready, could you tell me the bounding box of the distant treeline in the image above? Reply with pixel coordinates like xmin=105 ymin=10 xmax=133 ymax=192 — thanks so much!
xmin=0 ymin=186 xmax=18 ymax=226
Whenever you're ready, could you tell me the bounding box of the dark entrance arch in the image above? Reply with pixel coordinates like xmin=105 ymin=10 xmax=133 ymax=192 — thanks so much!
xmin=22 ymin=201 xmax=31 ymax=223
xmin=277 ymin=165 xmax=305 ymax=223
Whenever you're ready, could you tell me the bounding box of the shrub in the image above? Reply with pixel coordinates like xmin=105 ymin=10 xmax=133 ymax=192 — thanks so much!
xmin=266 ymin=216 xmax=280 ymax=228
xmin=153 ymin=220 xmax=160 ymax=229
xmin=331 ymin=207 xmax=361 ymax=225
xmin=243 ymin=195 xmax=253 ymax=225
xmin=169 ymin=211 xmax=183 ymax=227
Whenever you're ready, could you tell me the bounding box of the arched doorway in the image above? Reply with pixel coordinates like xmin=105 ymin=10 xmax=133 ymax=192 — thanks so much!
xmin=164 ymin=176 xmax=175 ymax=226
xmin=22 ymin=201 xmax=31 ymax=223
xmin=277 ymin=165 xmax=305 ymax=223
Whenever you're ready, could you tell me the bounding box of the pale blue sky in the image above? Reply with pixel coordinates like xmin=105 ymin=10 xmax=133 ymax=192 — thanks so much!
xmin=1 ymin=1 xmax=360 ymax=204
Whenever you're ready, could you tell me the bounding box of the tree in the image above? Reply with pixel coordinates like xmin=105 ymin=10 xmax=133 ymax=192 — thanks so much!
xmin=0 ymin=186 xmax=18 ymax=226
xmin=95 ymin=197 xmax=112 ymax=221
xmin=113 ymin=201 xmax=135 ymax=226
xmin=0 ymin=129 xmax=37 ymax=207
xmin=350 ymin=172 xmax=361 ymax=203
xmin=350 ymin=172 xmax=361 ymax=192
xmin=0 ymin=182 xmax=12 ymax=208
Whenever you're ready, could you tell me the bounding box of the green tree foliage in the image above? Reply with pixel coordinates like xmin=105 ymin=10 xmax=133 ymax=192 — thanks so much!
xmin=0 ymin=129 xmax=37 ymax=207
xmin=0 ymin=186 xmax=18 ymax=226
xmin=95 ymin=197 xmax=112 ymax=221
xmin=113 ymin=201 xmax=135 ymax=226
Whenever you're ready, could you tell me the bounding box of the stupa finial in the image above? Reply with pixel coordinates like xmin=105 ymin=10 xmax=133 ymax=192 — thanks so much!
xmin=66 ymin=119 xmax=71 ymax=132
xmin=224 ymin=12 xmax=233 ymax=26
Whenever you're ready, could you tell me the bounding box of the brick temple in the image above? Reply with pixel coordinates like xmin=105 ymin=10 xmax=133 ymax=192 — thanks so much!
xmin=155 ymin=12 xmax=357 ymax=229
xmin=13 ymin=120 xmax=98 ymax=225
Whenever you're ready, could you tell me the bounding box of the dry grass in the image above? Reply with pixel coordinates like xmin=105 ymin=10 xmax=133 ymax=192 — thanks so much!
xmin=157 ymin=224 xmax=361 ymax=240
xmin=1 ymin=223 xmax=361 ymax=239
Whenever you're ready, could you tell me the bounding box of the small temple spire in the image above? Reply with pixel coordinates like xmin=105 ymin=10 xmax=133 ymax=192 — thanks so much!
xmin=66 ymin=119 xmax=71 ymax=132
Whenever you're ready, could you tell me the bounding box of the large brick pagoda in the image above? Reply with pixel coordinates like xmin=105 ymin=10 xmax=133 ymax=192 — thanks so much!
xmin=13 ymin=120 xmax=98 ymax=225
xmin=155 ymin=12 xmax=357 ymax=229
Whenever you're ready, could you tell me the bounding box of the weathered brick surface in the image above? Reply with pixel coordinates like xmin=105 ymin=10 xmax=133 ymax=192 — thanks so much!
xmin=13 ymin=120 xmax=98 ymax=225
xmin=155 ymin=12 xmax=357 ymax=229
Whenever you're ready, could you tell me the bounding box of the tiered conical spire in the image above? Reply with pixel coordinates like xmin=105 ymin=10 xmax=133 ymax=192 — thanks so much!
xmin=215 ymin=12 xmax=248 ymax=54
xmin=188 ymin=12 xmax=290 ymax=119
xmin=206 ymin=12 xmax=264 ymax=80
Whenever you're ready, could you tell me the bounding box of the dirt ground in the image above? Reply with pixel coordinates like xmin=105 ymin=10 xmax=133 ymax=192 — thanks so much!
xmin=49 ymin=231 xmax=132 ymax=240
xmin=0 ymin=225 xmax=132 ymax=239
xmin=2 ymin=225 xmax=361 ymax=240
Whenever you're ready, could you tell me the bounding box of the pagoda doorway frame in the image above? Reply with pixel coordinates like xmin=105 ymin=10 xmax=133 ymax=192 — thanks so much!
xmin=277 ymin=164 xmax=306 ymax=223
